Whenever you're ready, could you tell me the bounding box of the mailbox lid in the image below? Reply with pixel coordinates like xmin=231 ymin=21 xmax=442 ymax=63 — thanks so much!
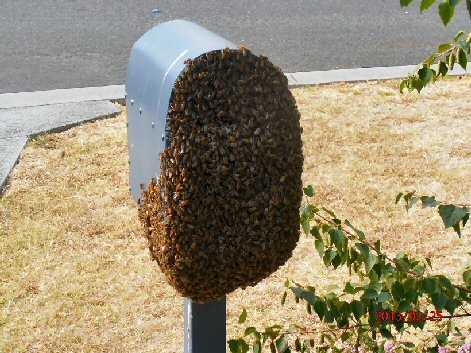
xmin=126 ymin=20 xmax=237 ymax=199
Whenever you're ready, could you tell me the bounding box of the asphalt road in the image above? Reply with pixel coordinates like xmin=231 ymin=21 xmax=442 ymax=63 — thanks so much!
xmin=1 ymin=0 xmax=469 ymax=93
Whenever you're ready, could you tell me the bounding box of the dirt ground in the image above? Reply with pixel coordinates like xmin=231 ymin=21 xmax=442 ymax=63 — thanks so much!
xmin=1 ymin=76 xmax=470 ymax=352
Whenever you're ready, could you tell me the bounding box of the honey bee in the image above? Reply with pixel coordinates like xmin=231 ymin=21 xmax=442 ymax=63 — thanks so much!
xmin=137 ymin=43 xmax=303 ymax=303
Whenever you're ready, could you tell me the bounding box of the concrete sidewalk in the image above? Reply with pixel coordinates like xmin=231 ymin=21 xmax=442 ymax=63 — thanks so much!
xmin=1 ymin=64 xmax=469 ymax=194
xmin=0 ymin=100 xmax=121 ymax=193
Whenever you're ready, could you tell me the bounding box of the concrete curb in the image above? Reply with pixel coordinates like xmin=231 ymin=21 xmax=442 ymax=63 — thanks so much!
xmin=0 ymin=85 xmax=125 ymax=109
xmin=0 ymin=136 xmax=28 ymax=194
xmin=287 ymin=64 xmax=470 ymax=86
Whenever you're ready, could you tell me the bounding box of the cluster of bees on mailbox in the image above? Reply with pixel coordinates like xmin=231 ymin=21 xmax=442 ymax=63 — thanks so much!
xmin=138 ymin=46 xmax=304 ymax=303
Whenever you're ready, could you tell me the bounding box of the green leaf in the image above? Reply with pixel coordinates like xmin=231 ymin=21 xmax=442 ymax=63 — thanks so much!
xmin=398 ymin=300 xmax=412 ymax=312
xmin=281 ymin=291 xmax=287 ymax=305
xmin=404 ymin=194 xmax=424 ymax=212
xmin=329 ymin=229 xmax=345 ymax=248
xmin=321 ymin=207 xmax=336 ymax=218
xmin=301 ymin=204 xmax=313 ymax=236
xmin=463 ymin=270 xmax=471 ymax=287
xmin=301 ymin=217 xmax=310 ymax=236
xmin=344 ymin=282 xmax=355 ymax=294
xmin=377 ymin=292 xmax=392 ymax=302
xmin=401 ymin=0 xmax=414 ymax=6
xmin=311 ymin=226 xmax=322 ymax=240
xmin=421 ymin=0 xmax=437 ymax=11
xmin=435 ymin=333 xmax=448 ymax=345
xmin=403 ymin=279 xmax=418 ymax=300
xmin=438 ymin=204 xmax=469 ymax=228
xmin=453 ymin=222 xmax=462 ymax=237
xmin=244 ymin=327 xmax=261 ymax=340
xmin=290 ymin=287 xmax=317 ymax=306
xmin=395 ymin=192 xmax=404 ymax=204
xmin=241 ymin=340 xmax=250 ymax=353
xmin=438 ymin=60 xmax=449 ymax=77
xmin=324 ymin=310 xmax=334 ymax=323
xmin=380 ymin=328 xmax=393 ymax=339
xmin=303 ymin=185 xmax=315 ymax=197
xmin=453 ymin=326 xmax=463 ymax=337
xmin=301 ymin=204 xmax=313 ymax=219
xmin=422 ymin=278 xmax=438 ymax=294
xmin=437 ymin=43 xmax=454 ymax=53
xmin=418 ymin=66 xmax=433 ymax=86
xmin=449 ymin=52 xmax=456 ymax=70
xmin=228 ymin=339 xmax=240 ymax=353
xmin=355 ymin=242 xmax=374 ymax=272
xmin=374 ymin=240 xmax=381 ymax=254
xmin=413 ymin=265 xmax=426 ymax=276
xmin=395 ymin=258 xmax=410 ymax=272
xmin=291 ymin=286 xmax=303 ymax=298
xmin=315 ymin=239 xmax=324 ymax=257
xmin=438 ymin=1 xmax=455 ymax=27
xmin=458 ymin=48 xmax=468 ymax=69
xmin=425 ymin=53 xmax=437 ymax=66
xmin=351 ymin=300 xmax=364 ymax=320
xmin=463 ymin=212 xmax=469 ymax=228
xmin=323 ymin=249 xmax=337 ymax=266
xmin=391 ymin=282 xmax=405 ymax=300
xmin=294 ymin=338 xmax=301 ymax=352
xmin=369 ymin=269 xmax=379 ymax=284
xmin=362 ymin=288 xmax=378 ymax=300
xmin=454 ymin=31 xmax=466 ymax=41
xmin=365 ymin=255 xmax=376 ymax=274
xmin=331 ymin=254 xmax=342 ymax=269
xmin=276 ymin=336 xmax=289 ymax=353
xmin=445 ymin=298 xmax=458 ymax=314
xmin=438 ymin=275 xmax=453 ymax=290
xmin=385 ymin=274 xmax=395 ymax=289
xmin=314 ymin=299 xmax=328 ymax=320
xmin=321 ymin=223 xmax=331 ymax=234
xmin=341 ymin=331 xmax=352 ymax=341
xmin=356 ymin=243 xmax=370 ymax=258
xmin=265 ymin=325 xmax=282 ymax=336
xmin=337 ymin=316 xmax=349 ymax=329
xmin=411 ymin=78 xmax=424 ymax=93
xmin=345 ymin=220 xmax=366 ymax=240
xmin=431 ymin=293 xmax=448 ymax=310
xmin=467 ymin=0 xmax=471 ymax=21
xmin=421 ymin=196 xmax=440 ymax=208
xmin=253 ymin=341 xmax=261 ymax=353
xmin=400 ymin=80 xmax=408 ymax=94
xmin=239 ymin=308 xmax=247 ymax=324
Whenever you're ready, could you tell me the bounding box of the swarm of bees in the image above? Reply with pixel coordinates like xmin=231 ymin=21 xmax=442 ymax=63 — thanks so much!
xmin=138 ymin=46 xmax=304 ymax=303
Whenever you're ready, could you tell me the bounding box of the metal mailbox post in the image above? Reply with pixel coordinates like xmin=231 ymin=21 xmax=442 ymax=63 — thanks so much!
xmin=126 ymin=20 xmax=237 ymax=353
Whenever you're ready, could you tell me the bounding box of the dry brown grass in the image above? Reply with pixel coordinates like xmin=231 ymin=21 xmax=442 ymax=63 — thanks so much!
xmin=1 ymin=77 xmax=471 ymax=352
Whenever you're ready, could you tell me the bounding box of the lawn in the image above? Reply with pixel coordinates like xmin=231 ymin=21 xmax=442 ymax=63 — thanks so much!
xmin=1 ymin=77 xmax=470 ymax=352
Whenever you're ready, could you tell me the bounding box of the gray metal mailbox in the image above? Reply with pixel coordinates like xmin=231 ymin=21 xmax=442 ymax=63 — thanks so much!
xmin=126 ymin=19 xmax=236 ymax=199
xmin=126 ymin=20 xmax=237 ymax=353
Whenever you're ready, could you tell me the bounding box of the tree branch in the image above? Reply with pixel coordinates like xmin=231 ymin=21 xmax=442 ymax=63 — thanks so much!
xmin=313 ymin=210 xmax=471 ymax=295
